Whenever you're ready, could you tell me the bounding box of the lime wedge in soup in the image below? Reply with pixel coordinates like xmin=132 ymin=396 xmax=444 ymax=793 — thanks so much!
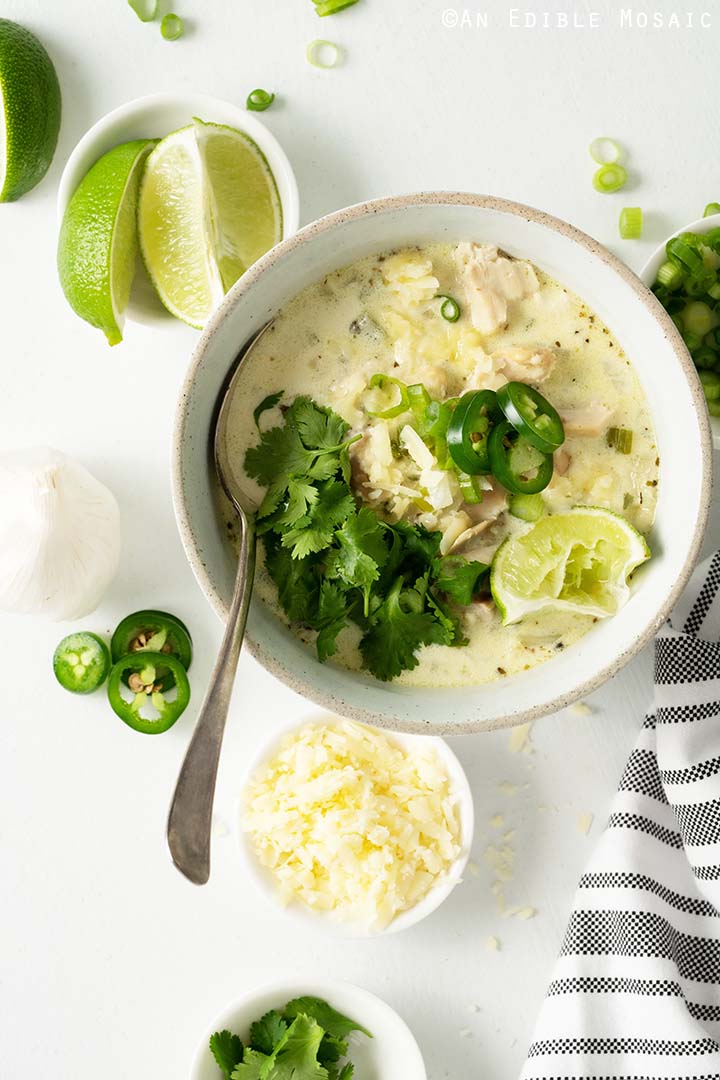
xmin=491 ymin=506 xmax=650 ymax=624
xmin=138 ymin=119 xmax=282 ymax=328
xmin=57 ymin=139 xmax=156 ymax=345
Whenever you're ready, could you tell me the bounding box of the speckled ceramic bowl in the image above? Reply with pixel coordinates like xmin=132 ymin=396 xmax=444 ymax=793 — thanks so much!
xmin=172 ymin=193 xmax=712 ymax=735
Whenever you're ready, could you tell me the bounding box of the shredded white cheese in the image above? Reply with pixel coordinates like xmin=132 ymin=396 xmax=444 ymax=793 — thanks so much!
xmin=241 ymin=720 xmax=462 ymax=930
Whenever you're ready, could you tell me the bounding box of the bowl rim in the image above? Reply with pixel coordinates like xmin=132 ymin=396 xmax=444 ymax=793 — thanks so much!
xmin=235 ymin=714 xmax=475 ymax=937
xmin=172 ymin=191 xmax=713 ymax=735
xmin=189 ymin=976 xmax=427 ymax=1080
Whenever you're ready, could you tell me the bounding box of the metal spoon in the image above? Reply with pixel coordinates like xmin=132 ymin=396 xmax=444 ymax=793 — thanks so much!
xmin=167 ymin=325 xmax=270 ymax=885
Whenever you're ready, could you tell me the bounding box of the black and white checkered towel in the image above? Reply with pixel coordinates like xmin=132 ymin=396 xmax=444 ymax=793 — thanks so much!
xmin=521 ymin=551 xmax=720 ymax=1079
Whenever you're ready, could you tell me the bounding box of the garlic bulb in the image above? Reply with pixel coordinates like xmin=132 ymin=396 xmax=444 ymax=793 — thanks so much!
xmin=0 ymin=447 xmax=121 ymax=620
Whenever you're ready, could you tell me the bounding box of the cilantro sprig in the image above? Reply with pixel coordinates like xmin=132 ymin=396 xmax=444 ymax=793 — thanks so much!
xmin=244 ymin=395 xmax=489 ymax=681
xmin=209 ymin=996 xmax=368 ymax=1080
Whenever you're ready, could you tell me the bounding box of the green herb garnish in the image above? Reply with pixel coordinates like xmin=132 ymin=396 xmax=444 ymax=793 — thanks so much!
xmin=244 ymin=395 xmax=486 ymax=680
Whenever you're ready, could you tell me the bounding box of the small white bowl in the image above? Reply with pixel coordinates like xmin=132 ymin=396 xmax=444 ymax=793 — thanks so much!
xmin=190 ymin=978 xmax=427 ymax=1080
xmin=641 ymin=213 xmax=720 ymax=448
xmin=57 ymin=92 xmax=299 ymax=326
xmin=238 ymin=716 xmax=474 ymax=937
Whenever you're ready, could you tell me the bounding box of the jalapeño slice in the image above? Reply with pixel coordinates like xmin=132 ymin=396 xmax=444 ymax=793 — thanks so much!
xmin=496 ymin=382 xmax=565 ymax=453
xmin=53 ymin=632 xmax=110 ymax=694
xmin=488 ymin=420 xmax=554 ymax=495
xmin=107 ymin=652 xmax=190 ymax=734
xmin=111 ymin=609 xmax=192 ymax=690
xmin=447 ymin=390 xmax=501 ymax=475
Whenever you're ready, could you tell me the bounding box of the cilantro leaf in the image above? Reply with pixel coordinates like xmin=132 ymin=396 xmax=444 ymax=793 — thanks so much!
xmin=317 ymin=1033 xmax=347 ymax=1065
xmin=253 ymin=390 xmax=284 ymax=430
xmin=249 ymin=1010 xmax=288 ymax=1056
xmin=231 ymin=1048 xmax=269 ymax=1079
xmin=281 ymin=480 xmax=355 ymax=560
xmin=360 ymin=576 xmax=450 ymax=681
xmin=274 ymin=479 xmax=319 ymax=528
xmin=432 ymin=555 xmax=489 ymax=605
xmin=210 ymin=1030 xmax=244 ymax=1079
xmin=283 ymin=997 xmax=371 ymax=1040
xmin=337 ymin=1066 xmax=354 ymax=1080
xmin=314 ymin=580 xmax=350 ymax=662
xmin=326 ymin=508 xmax=388 ymax=611
xmin=245 ymin=424 xmax=317 ymax=487
xmin=235 ymin=1015 xmax=328 ymax=1080
xmin=264 ymin=534 xmax=321 ymax=623
xmin=289 ymin=396 xmax=350 ymax=452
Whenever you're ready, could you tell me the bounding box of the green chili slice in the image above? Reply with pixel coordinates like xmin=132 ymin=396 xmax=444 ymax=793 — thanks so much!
xmin=447 ymin=390 xmax=500 ymax=475
xmin=438 ymin=295 xmax=461 ymax=322
xmin=366 ymin=373 xmax=409 ymax=418
xmin=111 ymin=609 xmax=192 ymax=691
xmin=488 ymin=420 xmax=554 ymax=495
xmin=107 ymin=653 xmax=190 ymax=734
xmin=496 ymin=382 xmax=565 ymax=453
xmin=53 ymin=632 xmax=110 ymax=694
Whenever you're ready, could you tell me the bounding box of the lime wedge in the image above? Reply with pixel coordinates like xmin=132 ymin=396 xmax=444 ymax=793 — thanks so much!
xmin=138 ymin=120 xmax=282 ymax=329
xmin=491 ymin=507 xmax=650 ymax=624
xmin=57 ymin=139 xmax=156 ymax=345
xmin=0 ymin=19 xmax=61 ymax=202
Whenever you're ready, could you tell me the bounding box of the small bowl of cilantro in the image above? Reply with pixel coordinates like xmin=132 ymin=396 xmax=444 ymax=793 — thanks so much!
xmin=191 ymin=978 xmax=427 ymax=1080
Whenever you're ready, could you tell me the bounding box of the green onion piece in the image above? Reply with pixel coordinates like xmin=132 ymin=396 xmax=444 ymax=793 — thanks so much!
xmin=366 ymin=374 xmax=409 ymax=419
xmin=684 ymin=300 xmax=716 ymax=337
xmin=592 ymin=163 xmax=627 ymax=194
xmin=437 ymin=295 xmax=461 ymax=322
xmin=509 ymin=493 xmax=545 ymax=522
xmin=606 ymin=426 xmax=633 ymax=454
xmin=704 ymin=203 xmax=720 ymax=218
xmin=683 ymin=330 xmax=703 ymax=353
xmin=589 ymin=137 xmax=622 ymax=165
xmin=407 ymin=382 xmax=432 ymax=420
xmin=693 ymin=347 xmax=718 ymax=371
xmin=306 ymin=39 xmax=342 ymax=68
xmin=667 ymin=235 xmax=704 ymax=273
xmin=619 ymin=207 xmax=643 ymax=240
xmin=246 ymin=88 xmax=275 ymax=112
xmin=700 ymin=369 xmax=720 ymax=402
xmin=314 ymin=0 xmax=360 ymax=13
xmin=656 ymin=260 xmax=684 ymax=290
xmin=709 ymin=283 xmax=720 ymax=301
xmin=160 ymin=13 xmax=183 ymax=39
xmin=708 ymin=399 xmax=720 ymax=417
xmin=458 ymin=473 xmax=484 ymax=504
xmin=128 ymin=0 xmax=158 ymax=21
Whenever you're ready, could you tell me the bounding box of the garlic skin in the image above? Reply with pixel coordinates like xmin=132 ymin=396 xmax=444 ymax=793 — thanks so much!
xmin=0 ymin=447 xmax=121 ymax=620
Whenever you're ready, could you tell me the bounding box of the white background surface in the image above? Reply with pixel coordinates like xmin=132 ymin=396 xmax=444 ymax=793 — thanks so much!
xmin=1 ymin=2 xmax=718 ymax=1077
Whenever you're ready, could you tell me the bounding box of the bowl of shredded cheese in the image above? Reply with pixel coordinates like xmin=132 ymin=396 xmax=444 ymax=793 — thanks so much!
xmin=239 ymin=716 xmax=474 ymax=936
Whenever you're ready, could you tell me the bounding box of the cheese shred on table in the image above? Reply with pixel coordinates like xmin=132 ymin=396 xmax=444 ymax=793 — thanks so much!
xmin=242 ymin=720 xmax=462 ymax=929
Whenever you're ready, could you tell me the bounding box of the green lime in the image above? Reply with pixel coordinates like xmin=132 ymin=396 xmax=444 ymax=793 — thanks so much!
xmin=0 ymin=19 xmax=61 ymax=202
xmin=57 ymin=139 xmax=156 ymax=345
xmin=491 ymin=506 xmax=650 ymax=624
xmin=138 ymin=119 xmax=282 ymax=328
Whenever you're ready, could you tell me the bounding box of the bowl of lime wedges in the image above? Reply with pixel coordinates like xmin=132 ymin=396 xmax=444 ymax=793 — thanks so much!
xmin=57 ymin=92 xmax=299 ymax=340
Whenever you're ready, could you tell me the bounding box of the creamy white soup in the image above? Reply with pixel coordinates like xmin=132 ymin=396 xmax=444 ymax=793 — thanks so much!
xmin=222 ymin=242 xmax=658 ymax=687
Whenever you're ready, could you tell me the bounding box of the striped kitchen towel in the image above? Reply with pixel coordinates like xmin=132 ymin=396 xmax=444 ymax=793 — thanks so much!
xmin=521 ymin=551 xmax=720 ymax=1079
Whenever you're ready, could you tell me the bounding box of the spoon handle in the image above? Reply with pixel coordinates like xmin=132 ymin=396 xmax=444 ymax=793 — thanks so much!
xmin=167 ymin=514 xmax=256 ymax=885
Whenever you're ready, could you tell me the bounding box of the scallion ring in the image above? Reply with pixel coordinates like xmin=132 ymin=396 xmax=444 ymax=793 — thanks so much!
xmin=160 ymin=13 xmax=184 ymax=39
xmin=306 ymin=38 xmax=343 ymax=68
xmin=656 ymin=261 xmax=683 ymax=290
xmin=314 ymin=0 xmax=360 ymax=13
xmin=589 ymin=137 xmax=622 ymax=165
xmin=704 ymin=202 xmax=720 ymax=218
xmin=619 ymin=207 xmax=643 ymax=240
xmin=128 ymin=0 xmax=157 ymax=21
xmin=438 ymin=295 xmax=460 ymax=322
xmin=246 ymin=88 xmax=275 ymax=112
xmin=592 ymin=163 xmax=627 ymax=194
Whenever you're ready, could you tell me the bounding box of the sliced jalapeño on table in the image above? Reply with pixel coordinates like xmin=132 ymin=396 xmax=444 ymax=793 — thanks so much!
xmin=53 ymin=632 xmax=111 ymax=694
xmin=111 ymin=609 xmax=192 ymax=691
xmin=107 ymin=652 xmax=190 ymax=734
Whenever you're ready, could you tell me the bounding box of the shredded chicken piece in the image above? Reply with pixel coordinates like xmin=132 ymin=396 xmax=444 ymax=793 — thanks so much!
xmin=554 ymin=447 xmax=571 ymax=475
xmin=455 ymin=243 xmax=540 ymax=336
xmin=560 ymin=404 xmax=614 ymax=438
xmin=465 ymin=481 xmax=508 ymax=523
xmin=493 ymin=345 xmax=556 ymax=384
xmin=450 ymin=520 xmax=492 ymax=553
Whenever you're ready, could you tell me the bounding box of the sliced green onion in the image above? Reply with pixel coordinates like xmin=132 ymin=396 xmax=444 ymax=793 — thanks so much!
xmin=700 ymin=370 xmax=720 ymax=401
xmin=366 ymin=374 xmax=409 ymax=419
xmin=128 ymin=0 xmax=157 ymax=21
xmin=667 ymin=235 xmax=704 ymax=273
xmin=438 ymin=295 xmax=460 ymax=322
xmin=160 ymin=13 xmax=183 ymax=39
xmin=407 ymin=382 xmax=432 ymax=420
xmin=509 ymin=493 xmax=545 ymax=522
xmin=606 ymin=427 xmax=633 ymax=454
xmin=709 ymin=282 xmax=720 ymax=301
xmin=683 ymin=330 xmax=703 ymax=353
xmin=708 ymin=400 xmax=720 ymax=417
xmin=592 ymin=163 xmax=627 ymax=194
xmin=246 ymin=89 xmax=275 ymax=112
xmin=656 ymin=261 xmax=684 ymax=290
xmin=704 ymin=203 xmax=720 ymax=218
xmin=306 ymin=38 xmax=343 ymax=68
xmin=589 ymin=137 xmax=622 ymax=165
xmin=458 ymin=473 xmax=484 ymax=504
xmin=619 ymin=207 xmax=643 ymax=240
xmin=314 ymin=0 xmax=359 ymax=13
xmin=693 ymin=347 xmax=718 ymax=370
xmin=684 ymin=300 xmax=716 ymax=337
